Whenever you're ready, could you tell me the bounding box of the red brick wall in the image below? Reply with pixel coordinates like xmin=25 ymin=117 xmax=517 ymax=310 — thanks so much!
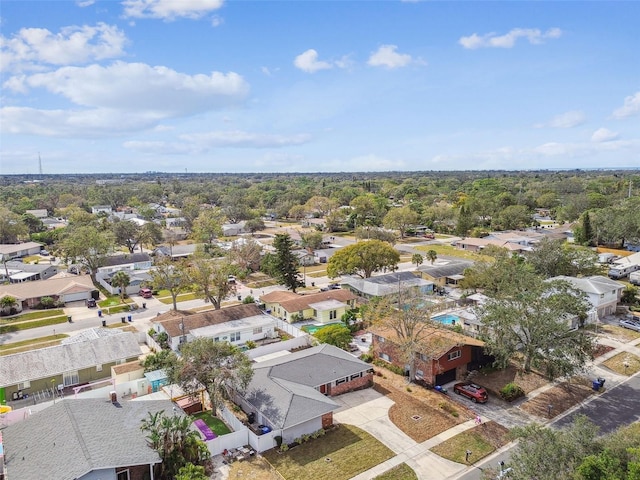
xmin=328 ymin=373 xmax=373 ymax=396
xmin=322 ymin=412 xmax=333 ymax=429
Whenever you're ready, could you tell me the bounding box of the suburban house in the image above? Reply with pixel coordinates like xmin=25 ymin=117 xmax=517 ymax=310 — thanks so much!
xmin=340 ymin=271 xmax=435 ymax=300
xmin=417 ymin=260 xmax=474 ymax=288
xmin=235 ymin=344 xmax=374 ymax=444
xmin=0 ymin=275 xmax=97 ymax=310
xmin=97 ymin=252 xmax=153 ymax=274
xmin=151 ymin=303 xmax=277 ymax=351
xmin=0 ymin=242 xmax=43 ymax=260
xmin=293 ymin=250 xmax=316 ymax=266
xmin=369 ymin=326 xmax=488 ymax=386
xmin=1 ymin=398 xmax=172 ymax=480
xmin=24 ymin=208 xmax=48 ymax=218
xmin=451 ymin=237 xmax=532 ymax=254
xmin=222 ymin=222 xmax=247 ymax=236
xmin=550 ymin=275 xmax=626 ymax=320
xmin=91 ymin=205 xmax=113 ymax=215
xmin=260 ymin=289 xmax=357 ymax=324
xmin=0 ymin=328 xmax=141 ymax=406
xmin=0 ymin=261 xmax=57 ymax=283
xmin=152 ymin=243 xmax=198 ymax=259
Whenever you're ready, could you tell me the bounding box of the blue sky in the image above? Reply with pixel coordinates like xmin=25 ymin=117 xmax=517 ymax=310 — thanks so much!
xmin=1 ymin=0 xmax=639 ymax=174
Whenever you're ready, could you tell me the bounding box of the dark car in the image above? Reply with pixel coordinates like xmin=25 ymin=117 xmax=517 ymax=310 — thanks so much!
xmin=86 ymin=298 xmax=97 ymax=308
xmin=453 ymin=382 xmax=488 ymax=403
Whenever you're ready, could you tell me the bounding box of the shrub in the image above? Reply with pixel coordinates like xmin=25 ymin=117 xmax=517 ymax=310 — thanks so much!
xmin=360 ymin=353 xmax=373 ymax=363
xmin=280 ymin=443 xmax=289 ymax=452
xmin=245 ymin=340 xmax=257 ymax=349
xmin=500 ymin=382 xmax=525 ymax=402
xmin=439 ymin=402 xmax=459 ymax=417
xmin=406 ymin=386 xmax=412 ymax=392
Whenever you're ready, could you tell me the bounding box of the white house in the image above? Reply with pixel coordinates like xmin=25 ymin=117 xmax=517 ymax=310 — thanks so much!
xmin=551 ymin=275 xmax=625 ymax=319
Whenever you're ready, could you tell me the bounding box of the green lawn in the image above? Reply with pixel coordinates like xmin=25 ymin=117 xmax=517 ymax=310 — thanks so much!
xmin=0 ymin=309 xmax=64 ymax=323
xmin=158 ymin=292 xmax=199 ymax=304
xmin=373 ymin=463 xmax=418 ymax=480
xmin=415 ymin=244 xmax=495 ymax=263
xmin=0 ymin=315 xmax=68 ymax=334
xmin=0 ymin=334 xmax=69 ymax=355
xmin=263 ymin=424 xmax=394 ymax=480
xmin=191 ymin=411 xmax=231 ymax=435
xmin=430 ymin=428 xmax=500 ymax=464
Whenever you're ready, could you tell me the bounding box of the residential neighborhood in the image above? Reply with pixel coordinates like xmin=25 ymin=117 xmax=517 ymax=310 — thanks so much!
xmin=1 ymin=170 xmax=640 ymax=480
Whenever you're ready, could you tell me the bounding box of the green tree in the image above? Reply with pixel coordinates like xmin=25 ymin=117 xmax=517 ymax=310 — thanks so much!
xmin=314 ymin=324 xmax=353 ymax=349
xmin=525 ymin=238 xmax=599 ymax=278
xmin=266 ymin=234 xmax=303 ymax=292
xmin=477 ymin=278 xmax=594 ymax=378
xmin=0 ymin=206 xmax=29 ymax=243
xmin=111 ymin=270 xmax=131 ymax=301
xmin=244 ymin=217 xmax=265 ymax=235
xmin=188 ymin=254 xmax=236 ymax=310
xmin=21 ymin=213 xmax=45 ymax=235
xmin=426 ymin=249 xmax=438 ymax=265
xmin=228 ymin=238 xmax=263 ymax=272
xmin=112 ymin=220 xmax=142 ymax=254
xmin=176 ymin=463 xmax=209 ymax=480
xmin=167 ymin=338 xmax=253 ymax=414
xmin=300 ymin=231 xmax=324 ymax=251
xmin=142 ymin=349 xmax=178 ymax=372
xmin=57 ymin=225 xmax=115 ymax=282
xmin=327 ymin=240 xmax=400 ymax=279
xmin=0 ymin=296 xmax=18 ymax=315
xmin=354 ymin=226 xmax=398 ymax=245
xmin=383 ymin=206 xmax=419 ymax=238
xmin=140 ymin=410 xmax=210 ymax=480
xmin=621 ymin=285 xmax=638 ymax=305
xmin=139 ymin=222 xmax=163 ymax=252
xmin=191 ymin=208 xmax=226 ymax=246
xmin=412 ymin=253 xmax=424 ymax=268
xmin=150 ymin=257 xmax=190 ymax=310
xmin=492 ymin=204 xmax=532 ymax=230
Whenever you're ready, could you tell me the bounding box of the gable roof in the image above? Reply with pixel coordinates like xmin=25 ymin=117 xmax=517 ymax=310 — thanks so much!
xmin=0 ymin=275 xmax=95 ymax=301
xmin=0 ymin=242 xmax=43 ymax=255
xmin=153 ymin=303 xmax=265 ymax=338
xmin=0 ymin=330 xmax=141 ymax=387
xmin=370 ymin=325 xmax=484 ymax=358
xmin=417 ymin=260 xmax=473 ymax=279
xmin=272 ymin=289 xmax=357 ymax=313
xmin=551 ymin=275 xmax=625 ymax=295
xmin=100 ymin=252 xmax=151 ymax=267
xmin=243 ymin=344 xmax=370 ymax=429
xmin=3 ymin=399 xmax=167 ymax=480
xmin=341 ymin=271 xmax=433 ymax=297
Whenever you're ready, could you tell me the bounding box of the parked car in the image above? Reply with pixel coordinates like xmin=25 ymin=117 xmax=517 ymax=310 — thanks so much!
xmin=86 ymin=298 xmax=97 ymax=308
xmin=139 ymin=288 xmax=153 ymax=299
xmin=453 ymin=382 xmax=488 ymax=403
xmin=40 ymin=249 xmax=50 ymax=256
xmin=619 ymin=319 xmax=640 ymax=332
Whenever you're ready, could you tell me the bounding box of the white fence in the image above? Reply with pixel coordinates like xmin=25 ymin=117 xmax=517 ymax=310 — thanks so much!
xmin=271 ymin=316 xmax=306 ymax=337
xmin=247 ymin=336 xmax=311 ymax=360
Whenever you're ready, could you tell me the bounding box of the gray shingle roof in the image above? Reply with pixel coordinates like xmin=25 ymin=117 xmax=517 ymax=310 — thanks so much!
xmin=551 ymin=275 xmax=625 ymax=295
xmin=0 ymin=330 xmax=141 ymax=387
xmin=243 ymin=344 xmax=371 ymax=429
xmin=417 ymin=260 xmax=473 ymax=279
xmin=341 ymin=271 xmax=434 ymax=297
xmin=2 ymin=399 xmax=168 ymax=480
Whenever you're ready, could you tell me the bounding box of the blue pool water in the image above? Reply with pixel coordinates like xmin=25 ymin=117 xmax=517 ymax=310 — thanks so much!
xmin=432 ymin=313 xmax=460 ymax=326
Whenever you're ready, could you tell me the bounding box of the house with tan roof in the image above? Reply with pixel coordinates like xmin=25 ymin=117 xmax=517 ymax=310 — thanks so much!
xmin=0 ymin=274 xmax=96 ymax=309
xmin=369 ymin=325 xmax=490 ymax=386
xmin=151 ymin=303 xmax=277 ymax=351
xmin=260 ymin=289 xmax=357 ymax=324
xmin=0 ymin=242 xmax=43 ymax=260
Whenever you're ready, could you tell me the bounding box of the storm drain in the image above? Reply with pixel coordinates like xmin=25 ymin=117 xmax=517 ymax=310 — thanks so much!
xmin=411 ymin=415 xmax=422 ymax=421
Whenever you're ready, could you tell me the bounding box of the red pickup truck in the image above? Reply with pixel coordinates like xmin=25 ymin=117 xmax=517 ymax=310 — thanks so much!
xmin=453 ymin=382 xmax=488 ymax=403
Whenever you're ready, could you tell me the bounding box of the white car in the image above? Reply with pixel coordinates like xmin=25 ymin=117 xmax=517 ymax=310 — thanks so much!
xmin=619 ymin=319 xmax=640 ymax=332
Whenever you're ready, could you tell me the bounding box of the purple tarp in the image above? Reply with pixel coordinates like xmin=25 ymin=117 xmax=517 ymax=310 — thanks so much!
xmin=193 ymin=419 xmax=217 ymax=440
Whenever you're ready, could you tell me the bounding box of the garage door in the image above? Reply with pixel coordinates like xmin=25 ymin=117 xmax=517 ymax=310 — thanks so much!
xmin=63 ymin=291 xmax=91 ymax=303
xmin=435 ymin=368 xmax=456 ymax=386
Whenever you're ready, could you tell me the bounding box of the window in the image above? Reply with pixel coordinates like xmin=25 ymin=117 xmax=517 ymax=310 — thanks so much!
xmin=350 ymin=373 xmax=362 ymax=380
xmin=379 ymin=353 xmax=391 ymax=362
xmin=335 ymin=377 xmax=348 ymax=385
xmin=253 ymin=327 xmax=263 ymax=335
xmin=116 ymin=470 xmax=130 ymax=480
xmin=63 ymin=370 xmax=79 ymax=387
xmin=214 ymin=337 xmax=220 ymax=342
xmin=448 ymin=350 xmax=461 ymax=361
xmin=18 ymin=381 xmax=31 ymax=390
xmin=230 ymin=331 xmax=241 ymax=342
xmin=419 ymin=353 xmax=428 ymax=361
xmin=96 ymin=364 xmax=103 ymax=372
xmin=329 ymin=310 xmax=337 ymax=320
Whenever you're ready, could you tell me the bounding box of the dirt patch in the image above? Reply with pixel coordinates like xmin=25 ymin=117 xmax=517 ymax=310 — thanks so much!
xmin=519 ymin=378 xmax=594 ymax=419
xmin=228 ymin=455 xmax=282 ymax=480
xmin=474 ymin=365 xmax=549 ymax=397
xmin=596 ymin=323 xmax=640 ymax=342
xmin=593 ymin=343 xmax=616 ymax=358
xmin=372 ymin=370 xmax=472 ymax=442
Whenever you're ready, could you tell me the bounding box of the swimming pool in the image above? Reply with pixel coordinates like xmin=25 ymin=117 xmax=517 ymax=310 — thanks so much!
xmin=431 ymin=313 xmax=460 ymax=326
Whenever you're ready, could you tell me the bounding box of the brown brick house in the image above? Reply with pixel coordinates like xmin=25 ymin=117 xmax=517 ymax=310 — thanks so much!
xmin=370 ymin=326 xmax=489 ymax=386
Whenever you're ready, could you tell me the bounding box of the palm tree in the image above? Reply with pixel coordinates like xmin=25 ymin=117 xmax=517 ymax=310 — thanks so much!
xmin=412 ymin=253 xmax=423 ymax=269
xmin=111 ymin=270 xmax=131 ymax=301
xmin=426 ymin=249 xmax=438 ymax=265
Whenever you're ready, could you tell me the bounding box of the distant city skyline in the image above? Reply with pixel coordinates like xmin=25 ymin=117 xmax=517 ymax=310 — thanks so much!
xmin=1 ymin=0 xmax=639 ymax=174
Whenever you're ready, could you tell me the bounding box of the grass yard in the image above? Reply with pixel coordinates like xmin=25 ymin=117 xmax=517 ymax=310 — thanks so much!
xmin=430 ymin=422 xmax=510 ymax=464
xmin=0 ymin=308 xmax=64 ymax=323
xmin=593 ymin=323 xmax=640 ymax=342
xmin=414 ymin=244 xmax=494 ymax=263
xmin=520 ymin=378 xmax=594 ymax=419
xmin=373 ymin=463 xmax=418 ymax=480
xmin=157 ymin=291 xmax=199 ymax=304
xmin=0 ymin=334 xmax=68 ymax=355
xmin=263 ymin=424 xmax=394 ymax=480
xmin=191 ymin=411 xmax=231 ymax=436
xmin=0 ymin=315 xmax=68 ymax=334
xmin=602 ymin=352 xmax=640 ymax=376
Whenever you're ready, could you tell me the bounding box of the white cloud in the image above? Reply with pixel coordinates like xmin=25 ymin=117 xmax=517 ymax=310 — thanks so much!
xmin=367 ymin=45 xmax=412 ymax=69
xmin=0 ymin=23 xmax=127 ymax=72
xmin=180 ymin=130 xmax=312 ymax=148
xmin=294 ymin=49 xmax=333 ymax=73
xmin=211 ymin=15 xmax=224 ymax=27
xmin=459 ymin=27 xmax=562 ymax=49
xmin=5 ymin=61 xmax=249 ymax=116
xmin=611 ymin=91 xmax=640 ymax=119
xmin=535 ymin=110 xmax=586 ymax=129
xmin=591 ymin=128 xmax=619 ymax=143
xmin=122 ymin=0 xmax=223 ymax=20
xmin=76 ymin=0 xmax=96 ymax=6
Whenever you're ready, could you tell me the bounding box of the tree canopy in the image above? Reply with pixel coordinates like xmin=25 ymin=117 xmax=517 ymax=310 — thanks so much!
xmin=327 ymin=240 xmax=400 ymax=279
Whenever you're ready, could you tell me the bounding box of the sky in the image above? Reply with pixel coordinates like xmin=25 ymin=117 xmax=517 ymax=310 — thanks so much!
xmin=1 ymin=0 xmax=639 ymax=174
